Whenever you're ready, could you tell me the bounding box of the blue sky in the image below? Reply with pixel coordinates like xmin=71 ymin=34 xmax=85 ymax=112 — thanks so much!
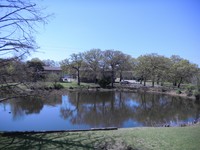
xmin=30 ymin=0 xmax=200 ymax=66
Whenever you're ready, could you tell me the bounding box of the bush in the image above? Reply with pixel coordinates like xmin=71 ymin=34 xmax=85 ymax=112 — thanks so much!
xmin=98 ymin=76 xmax=111 ymax=88
xmin=176 ymin=89 xmax=182 ymax=94
xmin=194 ymin=90 xmax=200 ymax=100
xmin=161 ymin=88 xmax=167 ymax=92
xmin=185 ymin=85 xmax=197 ymax=96
xmin=186 ymin=90 xmax=193 ymax=96
xmin=53 ymin=83 xmax=64 ymax=90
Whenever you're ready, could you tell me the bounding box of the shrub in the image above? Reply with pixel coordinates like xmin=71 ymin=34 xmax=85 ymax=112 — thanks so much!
xmin=186 ymin=85 xmax=196 ymax=91
xmin=161 ymin=88 xmax=167 ymax=92
xmin=186 ymin=90 xmax=193 ymax=96
xmin=53 ymin=83 xmax=64 ymax=90
xmin=176 ymin=89 xmax=182 ymax=94
xmin=185 ymin=85 xmax=196 ymax=96
xmin=194 ymin=90 xmax=200 ymax=100
xmin=69 ymin=87 xmax=73 ymax=89
xmin=98 ymin=76 xmax=111 ymax=88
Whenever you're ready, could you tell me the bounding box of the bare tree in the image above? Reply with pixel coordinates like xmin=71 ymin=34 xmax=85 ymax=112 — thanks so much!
xmin=0 ymin=0 xmax=50 ymax=101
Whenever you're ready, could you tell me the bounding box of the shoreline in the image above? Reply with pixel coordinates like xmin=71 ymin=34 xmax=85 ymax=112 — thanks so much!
xmin=1 ymin=122 xmax=200 ymax=134
xmin=0 ymin=83 xmax=197 ymax=103
xmin=66 ymin=84 xmax=196 ymax=100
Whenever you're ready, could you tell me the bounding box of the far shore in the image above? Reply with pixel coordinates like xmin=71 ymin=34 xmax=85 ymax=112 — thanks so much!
xmin=66 ymin=83 xmax=196 ymax=100
xmin=0 ymin=82 xmax=198 ymax=102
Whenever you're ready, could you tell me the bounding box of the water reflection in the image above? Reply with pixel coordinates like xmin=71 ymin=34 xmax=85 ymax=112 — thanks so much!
xmin=61 ymin=92 xmax=199 ymax=127
xmin=59 ymin=92 xmax=138 ymax=127
xmin=6 ymin=97 xmax=44 ymax=120
xmin=0 ymin=91 xmax=199 ymax=131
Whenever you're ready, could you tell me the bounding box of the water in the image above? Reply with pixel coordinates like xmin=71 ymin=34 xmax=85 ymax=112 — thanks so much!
xmin=0 ymin=91 xmax=199 ymax=131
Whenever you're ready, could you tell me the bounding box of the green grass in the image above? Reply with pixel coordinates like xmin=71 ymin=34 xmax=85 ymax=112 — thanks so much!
xmin=118 ymin=125 xmax=200 ymax=150
xmin=60 ymin=82 xmax=98 ymax=89
xmin=1 ymin=125 xmax=200 ymax=150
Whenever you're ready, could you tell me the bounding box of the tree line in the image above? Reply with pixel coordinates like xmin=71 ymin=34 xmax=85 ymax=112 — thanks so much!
xmin=60 ymin=49 xmax=199 ymax=88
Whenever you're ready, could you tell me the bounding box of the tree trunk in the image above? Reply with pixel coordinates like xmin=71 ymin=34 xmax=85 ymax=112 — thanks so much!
xmin=94 ymin=70 xmax=98 ymax=84
xmin=111 ymin=70 xmax=114 ymax=88
xmin=143 ymin=78 xmax=146 ymax=86
xmin=94 ymin=74 xmax=97 ymax=84
xmin=140 ymin=80 xmax=143 ymax=84
xmin=157 ymin=78 xmax=160 ymax=85
xmin=119 ymin=71 xmax=123 ymax=82
xmin=140 ymin=76 xmax=143 ymax=84
xmin=152 ymin=81 xmax=154 ymax=87
xmin=152 ymin=78 xmax=155 ymax=87
xmin=177 ymin=77 xmax=183 ymax=88
xmin=173 ymin=81 xmax=177 ymax=86
xmin=77 ymin=69 xmax=80 ymax=85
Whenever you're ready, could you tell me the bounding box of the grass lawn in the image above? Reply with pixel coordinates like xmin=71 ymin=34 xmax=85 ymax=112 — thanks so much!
xmin=60 ymin=82 xmax=98 ymax=89
xmin=0 ymin=124 xmax=200 ymax=150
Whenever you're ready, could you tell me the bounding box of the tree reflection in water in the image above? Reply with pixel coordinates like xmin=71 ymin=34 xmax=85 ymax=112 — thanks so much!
xmin=60 ymin=91 xmax=199 ymax=127
xmin=1 ymin=91 xmax=199 ymax=130
xmin=9 ymin=97 xmax=44 ymax=120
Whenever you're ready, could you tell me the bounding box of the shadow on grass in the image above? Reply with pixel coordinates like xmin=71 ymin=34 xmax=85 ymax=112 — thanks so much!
xmin=0 ymin=131 xmax=136 ymax=150
xmin=0 ymin=132 xmax=102 ymax=150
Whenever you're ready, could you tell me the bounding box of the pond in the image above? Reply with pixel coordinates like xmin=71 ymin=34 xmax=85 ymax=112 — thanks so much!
xmin=0 ymin=91 xmax=200 ymax=131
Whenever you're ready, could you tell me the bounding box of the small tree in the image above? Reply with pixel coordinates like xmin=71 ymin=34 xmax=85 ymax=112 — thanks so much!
xmin=47 ymin=73 xmax=60 ymax=85
xmin=26 ymin=58 xmax=45 ymax=82
xmin=47 ymin=73 xmax=63 ymax=89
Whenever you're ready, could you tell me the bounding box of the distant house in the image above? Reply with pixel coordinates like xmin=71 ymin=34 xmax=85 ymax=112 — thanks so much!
xmin=43 ymin=66 xmax=62 ymax=75
xmin=61 ymin=75 xmax=75 ymax=82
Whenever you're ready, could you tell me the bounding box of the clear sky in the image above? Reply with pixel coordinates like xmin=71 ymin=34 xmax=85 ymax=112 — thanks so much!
xmin=30 ymin=0 xmax=200 ymax=66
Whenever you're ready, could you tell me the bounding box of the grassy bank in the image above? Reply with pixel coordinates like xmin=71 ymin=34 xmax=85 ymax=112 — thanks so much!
xmin=1 ymin=124 xmax=200 ymax=150
xmin=60 ymin=82 xmax=97 ymax=88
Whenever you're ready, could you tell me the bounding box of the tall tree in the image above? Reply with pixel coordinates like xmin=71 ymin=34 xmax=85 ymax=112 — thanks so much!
xmin=155 ymin=56 xmax=171 ymax=86
xmin=169 ymin=55 xmax=183 ymax=86
xmin=135 ymin=55 xmax=151 ymax=86
xmin=170 ymin=59 xmax=198 ymax=88
xmin=136 ymin=54 xmax=170 ymax=87
xmin=104 ymin=50 xmax=124 ymax=88
xmin=117 ymin=54 xmax=136 ymax=82
xmin=60 ymin=53 xmax=84 ymax=85
xmin=83 ymin=49 xmax=103 ymax=83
